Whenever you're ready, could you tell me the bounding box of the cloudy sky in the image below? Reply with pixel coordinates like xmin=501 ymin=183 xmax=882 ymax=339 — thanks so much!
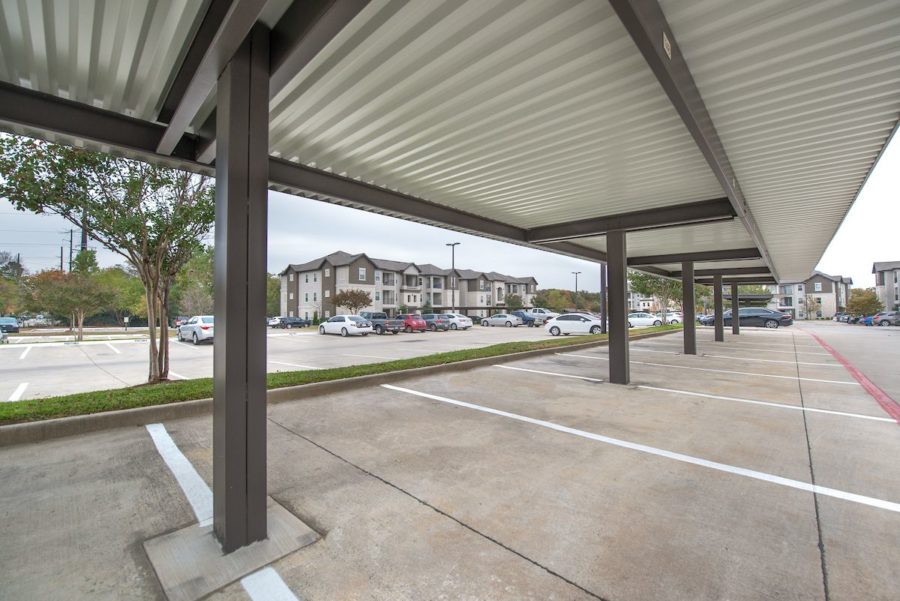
xmin=1 ymin=131 xmax=897 ymax=292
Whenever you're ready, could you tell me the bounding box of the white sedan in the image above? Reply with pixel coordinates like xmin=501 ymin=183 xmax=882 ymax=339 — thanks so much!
xmin=628 ymin=312 xmax=663 ymax=327
xmin=441 ymin=313 xmax=473 ymax=330
xmin=481 ymin=313 xmax=522 ymax=327
xmin=177 ymin=315 xmax=214 ymax=344
xmin=545 ymin=313 xmax=605 ymax=336
xmin=319 ymin=315 xmax=373 ymax=337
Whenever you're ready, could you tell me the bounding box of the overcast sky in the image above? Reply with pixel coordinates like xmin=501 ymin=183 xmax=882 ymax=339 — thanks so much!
xmin=1 ymin=131 xmax=897 ymax=292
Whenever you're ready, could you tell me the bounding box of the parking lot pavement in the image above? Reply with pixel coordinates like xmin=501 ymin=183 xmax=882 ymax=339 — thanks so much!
xmin=3 ymin=326 xmax=899 ymax=599
xmin=0 ymin=325 xmax=559 ymax=400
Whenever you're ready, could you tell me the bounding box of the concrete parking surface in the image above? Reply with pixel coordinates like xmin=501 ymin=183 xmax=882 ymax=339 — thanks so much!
xmin=2 ymin=322 xmax=898 ymax=600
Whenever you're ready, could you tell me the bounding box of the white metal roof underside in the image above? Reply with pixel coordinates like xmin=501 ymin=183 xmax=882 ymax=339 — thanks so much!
xmin=660 ymin=0 xmax=900 ymax=282
xmin=1 ymin=0 xmax=898 ymax=283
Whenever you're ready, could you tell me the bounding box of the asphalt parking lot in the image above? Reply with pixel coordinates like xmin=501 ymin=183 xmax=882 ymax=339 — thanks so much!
xmin=2 ymin=322 xmax=898 ymax=600
xmin=0 ymin=324 xmax=553 ymax=401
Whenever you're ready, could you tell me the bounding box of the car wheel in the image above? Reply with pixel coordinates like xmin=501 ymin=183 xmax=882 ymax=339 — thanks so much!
xmin=450 ymin=323 xmax=457 ymax=330
xmin=653 ymin=320 xmax=662 ymax=326
xmin=405 ymin=326 xmax=412 ymax=333
xmin=362 ymin=333 xmax=368 ymax=337
xmin=341 ymin=327 xmax=348 ymax=337
xmin=429 ymin=324 xmax=436 ymax=331
xmin=671 ymin=319 xmax=679 ymax=324
xmin=590 ymin=326 xmax=601 ymax=334
xmin=319 ymin=326 xmax=325 ymax=335
xmin=764 ymin=319 xmax=779 ymax=328
xmin=550 ymin=326 xmax=560 ymax=336
xmin=192 ymin=332 xmax=199 ymax=345
xmin=287 ymin=323 xmax=293 ymax=329
xmin=482 ymin=320 xmax=489 ymax=327
xmin=627 ymin=322 xmax=633 ymax=328
xmin=505 ymin=321 xmax=512 ymax=327
xmin=880 ymin=321 xmax=890 ymax=327
xmin=375 ymin=325 xmax=384 ymax=335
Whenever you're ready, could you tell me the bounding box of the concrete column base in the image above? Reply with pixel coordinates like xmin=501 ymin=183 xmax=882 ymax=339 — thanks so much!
xmin=144 ymin=497 xmax=318 ymax=601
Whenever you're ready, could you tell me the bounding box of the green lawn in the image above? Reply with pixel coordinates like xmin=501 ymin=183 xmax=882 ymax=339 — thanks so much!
xmin=0 ymin=324 xmax=681 ymax=424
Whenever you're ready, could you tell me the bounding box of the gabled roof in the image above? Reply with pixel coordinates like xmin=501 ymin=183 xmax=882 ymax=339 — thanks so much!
xmin=873 ymin=261 xmax=900 ymax=272
xmin=842 ymin=277 xmax=854 ymax=285
xmin=281 ymin=250 xmax=363 ymax=275
xmin=417 ymin=263 xmax=449 ymax=276
xmin=371 ymin=258 xmax=413 ymax=272
xmin=455 ymin=269 xmax=484 ymax=280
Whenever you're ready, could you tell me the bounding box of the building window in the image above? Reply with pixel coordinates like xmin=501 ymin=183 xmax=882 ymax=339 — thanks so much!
xmin=798 ymin=284 xmax=803 ymax=291
xmin=324 ymin=269 xmax=329 ymax=278
xmin=814 ymin=282 xmax=822 ymax=292
xmin=325 ymin=290 xmax=330 ymax=298
xmin=325 ymin=310 xmax=330 ymax=318
xmin=289 ymin=273 xmax=294 ymax=282
xmin=289 ymin=311 xmax=293 ymax=317
xmin=304 ymin=312 xmax=309 ymax=319
xmin=407 ymin=294 xmax=411 ymax=302
xmin=305 ymin=274 xmax=308 ymax=283
xmin=358 ymin=267 xmax=366 ymax=280
xmin=375 ymin=291 xmax=381 ymax=301
xmin=289 ymin=292 xmax=294 ymax=300
xmin=450 ymin=276 xmax=456 ymax=288
xmin=375 ymin=271 xmax=381 ymax=283
xmin=313 ymin=292 xmax=317 ymax=301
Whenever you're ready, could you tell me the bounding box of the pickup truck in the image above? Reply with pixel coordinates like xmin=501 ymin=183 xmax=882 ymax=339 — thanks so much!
xmin=523 ymin=308 xmax=559 ymax=325
xmin=359 ymin=311 xmax=404 ymax=335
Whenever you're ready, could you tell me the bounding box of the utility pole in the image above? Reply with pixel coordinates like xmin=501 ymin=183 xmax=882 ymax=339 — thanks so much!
xmin=59 ymin=246 xmax=63 ymax=271
xmin=68 ymin=229 xmax=73 ymax=272
xmin=572 ymin=271 xmax=581 ymax=311
xmin=81 ymin=210 xmax=88 ymax=251
xmin=446 ymin=242 xmax=460 ymax=312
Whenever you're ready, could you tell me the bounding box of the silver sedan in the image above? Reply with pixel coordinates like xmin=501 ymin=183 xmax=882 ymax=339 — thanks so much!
xmin=480 ymin=313 xmax=522 ymax=327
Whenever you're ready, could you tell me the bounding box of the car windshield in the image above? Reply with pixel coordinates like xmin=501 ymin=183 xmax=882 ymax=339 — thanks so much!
xmin=0 ymin=317 xmax=16 ymax=325
xmin=201 ymin=317 xmax=214 ymax=324
xmin=348 ymin=316 xmax=366 ymax=323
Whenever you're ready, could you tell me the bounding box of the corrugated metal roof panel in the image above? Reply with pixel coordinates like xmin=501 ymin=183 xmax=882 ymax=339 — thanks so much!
xmin=269 ymin=0 xmax=723 ymax=230
xmin=660 ymin=0 xmax=900 ymax=282
xmin=577 ymin=220 xmax=756 ymax=258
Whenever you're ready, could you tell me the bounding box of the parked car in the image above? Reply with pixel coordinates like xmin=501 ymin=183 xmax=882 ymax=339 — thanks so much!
xmin=397 ymin=314 xmax=427 ymax=333
xmin=0 ymin=316 xmax=19 ymax=333
xmin=268 ymin=316 xmax=281 ymax=327
xmin=359 ymin=312 xmax=404 ymax=335
xmin=875 ymin=311 xmax=900 ymax=326
xmin=177 ymin=315 xmax=214 ymax=344
xmin=545 ymin=312 xmax=605 ymax=336
xmin=846 ymin=314 xmax=861 ymax=324
xmin=838 ymin=313 xmax=852 ymax=323
xmin=0 ymin=329 xmax=7 ymax=343
xmin=440 ymin=313 xmax=473 ymax=330
xmin=481 ymin=313 xmax=522 ymax=327
xmin=860 ymin=315 xmax=875 ymax=326
xmin=318 ymin=315 xmax=373 ymax=337
xmin=277 ymin=316 xmax=311 ymax=329
xmin=627 ymin=312 xmax=662 ymax=327
xmin=173 ymin=316 xmax=190 ymax=328
xmin=510 ymin=310 xmax=536 ymax=327
xmin=701 ymin=308 xmax=793 ymax=328
xmin=832 ymin=312 xmax=845 ymax=322
xmin=420 ymin=314 xmax=450 ymax=331
xmin=656 ymin=311 xmax=682 ymax=324
xmin=523 ymin=308 xmax=559 ymax=325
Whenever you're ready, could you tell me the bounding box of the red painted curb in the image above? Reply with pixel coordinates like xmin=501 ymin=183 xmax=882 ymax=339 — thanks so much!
xmin=803 ymin=330 xmax=900 ymax=424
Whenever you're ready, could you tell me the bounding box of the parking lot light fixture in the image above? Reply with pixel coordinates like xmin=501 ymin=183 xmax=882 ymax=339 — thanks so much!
xmin=447 ymin=242 xmax=460 ymax=312
xmin=572 ymin=271 xmax=581 ymax=310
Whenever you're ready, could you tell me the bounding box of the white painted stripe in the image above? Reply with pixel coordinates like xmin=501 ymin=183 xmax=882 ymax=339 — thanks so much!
xmin=343 ymin=353 xmax=396 ymax=360
xmin=168 ymin=371 xmax=188 ymax=380
xmin=19 ymin=345 xmax=31 ymax=359
xmin=12 ymin=337 xmax=22 ymax=343
xmin=241 ymin=567 xmax=300 ymax=601
xmin=495 ymin=364 xmax=603 ymax=383
xmin=269 ymin=360 xmax=318 ymax=370
xmin=0 ymin=338 xmax=149 ymax=350
xmin=613 ymin=347 xmax=839 ymax=367
xmin=559 ymin=353 xmax=858 ymax=386
xmin=145 ymin=423 xmax=213 ymax=525
xmin=8 ymin=383 xmax=28 ymax=402
xmin=382 ymin=385 xmax=900 ymax=514
xmin=634 ymin=341 xmax=831 ymax=356
xmin=105 ymin=342 xmax=122 ymax=355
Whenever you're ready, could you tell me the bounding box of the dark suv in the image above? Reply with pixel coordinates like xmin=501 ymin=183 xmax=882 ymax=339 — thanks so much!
xmin=510 ymin=310 xmax=536 ymax=327
xmin=421 ymin=314 xmax=450 ymax=331
xmin=701 ymin=308 xmax=792 ymax=328
xmin=277 ymin=316 xmax=310 ymax=329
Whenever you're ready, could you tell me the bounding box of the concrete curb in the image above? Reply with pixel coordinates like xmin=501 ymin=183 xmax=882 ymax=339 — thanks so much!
xmin=0 ymin=329 xmax=678 ymax=447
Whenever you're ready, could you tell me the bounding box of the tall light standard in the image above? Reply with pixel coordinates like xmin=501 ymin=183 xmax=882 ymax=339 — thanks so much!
xmin=447 ymin=242 xmax=460 ymax=312
xmin=572 ymin=271 xmax=581 ymax=310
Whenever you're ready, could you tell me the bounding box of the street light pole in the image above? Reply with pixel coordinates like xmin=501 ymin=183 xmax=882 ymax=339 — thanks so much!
xmin=572 ymin=271 xmax=581 ymax=310
xmin=447 ymin=242 xmax=460 ymax=312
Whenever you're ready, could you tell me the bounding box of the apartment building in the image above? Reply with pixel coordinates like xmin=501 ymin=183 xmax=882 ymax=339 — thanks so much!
xmin=767 ymin=271 xmax=853 ymax=319
xmin=873 ymin=261 xmax=900 ymax=310
xmin=279 ymin=251 xmax=538 ymax=319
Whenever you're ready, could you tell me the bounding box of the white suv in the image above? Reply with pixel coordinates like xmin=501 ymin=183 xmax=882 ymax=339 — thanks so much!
xmin=524 ymin=307 xmax=559 ymax=325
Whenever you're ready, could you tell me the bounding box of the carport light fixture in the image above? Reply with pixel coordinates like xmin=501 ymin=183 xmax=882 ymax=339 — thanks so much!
xmin=447 ymin=242 xmax=460 ymax=312
xmin=572 ymin=271 xmax=581 ymax=310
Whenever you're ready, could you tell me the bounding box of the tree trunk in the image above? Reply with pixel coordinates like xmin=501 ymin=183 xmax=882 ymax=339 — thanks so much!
xmin=157 ymin=288 xmax=170 ymax=380
xmin=145 ymin=285 xmax=160 ymax=383
xmin=76 ymin=309 xmax=85 ymax=341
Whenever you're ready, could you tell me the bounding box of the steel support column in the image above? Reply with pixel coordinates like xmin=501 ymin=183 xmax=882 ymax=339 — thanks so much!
xmin=607 ymin=231 xmax=629 ymax=384
xmin=731 ymin=282 xmax=740 ymax=335
xmin=713 ymin=275 xmax=724 ymax=342
xmin=682 ymin=262 xmax=696 ymax=355
xmin=213 ymin=24 xmax=269 ymax=553
xmin=600 ymin=263 xmax=607 ymax=335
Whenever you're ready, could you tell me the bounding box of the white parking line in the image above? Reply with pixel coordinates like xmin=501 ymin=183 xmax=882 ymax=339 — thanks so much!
xmin=105 ymin=342 xmax=122 ymax=355
xmin=7 ymin=383 xmax=28 ymax=402
xmin=269 ymin=360 xmax=318 ymax=370
xmin=342 ymin=353 xmax=397 ymax=360
xmin=145 ymin=423 xmax=213 ymax=525
xmin=495 ymin=364 xmax=604 ymax=383
xmin=241 ymin=567 xmax=300 ymax=601
xmin=19 ymin=345 xmax=31 ymax=360
xmin=617 ymin=347 xmax=840 ymax=367
xmin=169 ymin=371 xmax=188 ymax=380
xmin=634 ymin=341 xmax=831 ymax=356
xmin=382 ymin=384 xmax=900 ymax=514
xmin=559 ymin=353 xmax=859 ymax=386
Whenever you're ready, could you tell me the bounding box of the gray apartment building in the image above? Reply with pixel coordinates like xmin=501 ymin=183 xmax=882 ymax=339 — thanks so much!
xmin=873 ymin=261 xmax=900 ymax=311
xmin=279 ymin=251 xmax=538 ymax=319
xmin=768 ymin=271 xmax=853 ymax=319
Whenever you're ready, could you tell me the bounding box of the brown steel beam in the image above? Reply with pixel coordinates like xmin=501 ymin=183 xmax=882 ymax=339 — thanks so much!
xmin=608 ymin=0 xmax=779 ymax=282
xmin=731 ymin=282 xmax=740 ymax=335
xmin=526 ymin=198 xmax=734 ymax=243
xmin=628 ymin=248 xmax=761 ymax=266
xmin=671 ymin=266 xmax=770 ymax=278
xmin=607 ymin=231 xmax=629 ymax=384
xmin=713 ymin=274 xmax=724 ymax=342
xmin=682 ymin=261 xmax=696 ymax=355
xmin=696 ymin=276 xmax=776 ymax=285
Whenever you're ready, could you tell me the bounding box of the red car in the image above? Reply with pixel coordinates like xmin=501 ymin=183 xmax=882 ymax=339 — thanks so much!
xmin=397 ymin=313 xmax=427 ymax=333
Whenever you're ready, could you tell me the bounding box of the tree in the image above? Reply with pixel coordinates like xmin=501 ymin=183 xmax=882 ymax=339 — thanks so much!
xmin=0 ymin=137 xmax=214 ymax=382
xmin=505 ymin=294 xmax=523 ymax=310
xmin=846 ymin=288 xmax=882 ymax=315
xmin=0 ymin=251 xmax=25 ymax=280
xmin=95 ymin=265 xmax=147 ymax=325
xmin=170 ymin=246 xmax=214 ymax=317
xmin=266 ymin=274 xmax=281 ymax=317
xmin=0 ymin=251 xmax=25 ymax=315
xmin=805 ymin=294 xmax=821 ymax=319
xmin=628 ymin=272 xmax=681 ymax=322
xmin=26 ymin=258 xmax=114 ymax=341
xmin=533 ymin=289 xmax=572 ymax=312
xmin=333 ymin=289 xmax=372 ymax=314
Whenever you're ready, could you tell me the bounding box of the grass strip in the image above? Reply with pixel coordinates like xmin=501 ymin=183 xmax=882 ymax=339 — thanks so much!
xmin=0 ymin=324 xmax=681 ymax=424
